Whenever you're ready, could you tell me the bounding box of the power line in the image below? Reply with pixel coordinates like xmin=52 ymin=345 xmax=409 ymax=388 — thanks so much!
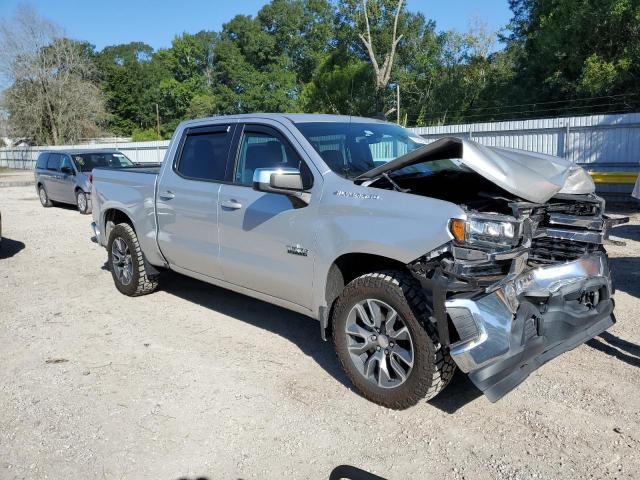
xmin=407 ymin=100 xmax=636 ymax=122
xmin=408 ymin=93 xmax=638 ymax=118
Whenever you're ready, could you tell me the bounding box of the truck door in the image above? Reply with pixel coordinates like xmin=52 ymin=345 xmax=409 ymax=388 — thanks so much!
xmin=217 ymin=124 xmax=318 ymax=309
xmin=155 ymin=124 xmax=236 ymax=278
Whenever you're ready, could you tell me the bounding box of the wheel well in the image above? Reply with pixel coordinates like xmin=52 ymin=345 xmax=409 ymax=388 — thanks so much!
xmin=104 ymin=209 xmax=135 ymax=239
xmin=322 ymin=253 xmax=409 ymax=336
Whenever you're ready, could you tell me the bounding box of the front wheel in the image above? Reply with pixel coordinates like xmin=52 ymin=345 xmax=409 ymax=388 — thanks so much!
xmin=332 ymin=271 xmax=455 ymax=409
xmin=76 ymin=190 xmax=90 ymax=214
xmin=107 ymin=223 xmax=159 ymax=296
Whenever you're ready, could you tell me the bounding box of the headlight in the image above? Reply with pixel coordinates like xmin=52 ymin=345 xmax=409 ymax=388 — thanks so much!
xmin=449 ymin=215 xmax=520 ymax=247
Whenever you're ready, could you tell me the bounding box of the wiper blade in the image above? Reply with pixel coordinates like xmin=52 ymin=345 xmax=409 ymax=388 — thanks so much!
xmin=381 ymin=172 xmax=410 ymax=193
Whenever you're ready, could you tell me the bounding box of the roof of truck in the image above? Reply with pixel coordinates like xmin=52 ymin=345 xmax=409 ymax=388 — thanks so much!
xmin=181 ymin=113 xmax=390 ymax=127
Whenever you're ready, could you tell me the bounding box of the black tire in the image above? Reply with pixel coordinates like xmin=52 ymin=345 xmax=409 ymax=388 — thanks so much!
xmin=107 ymin=223 xmax=159 ymax=296
xmin=76 ymin=190 xmax=90 ymax=214
xmin=38 ymin=185 xmax=52 ymax=207
xmin=332 ymin=271 xmax=455 ymax=409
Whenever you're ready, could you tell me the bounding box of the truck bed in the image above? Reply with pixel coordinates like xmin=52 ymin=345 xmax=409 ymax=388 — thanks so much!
xmin=91 ymin=164 xmax=163 ymax=266
xmin=93 ymin=164 xmax=161 ymax=175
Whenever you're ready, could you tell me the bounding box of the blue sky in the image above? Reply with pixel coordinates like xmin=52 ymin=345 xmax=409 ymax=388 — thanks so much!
xmin=0 ymin=0 xmax=512 ymax=51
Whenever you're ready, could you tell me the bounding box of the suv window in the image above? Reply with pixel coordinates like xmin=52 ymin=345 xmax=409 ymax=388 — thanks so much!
xmin=60 ymin=155 xmax=74 ymax=172
xmin=235 ymin=130 xmax=313 ymax=188
xmin=46 ymin=153 xmax=61 ymax=171
xmin=36 ymin=153 xmax=49 ymax=169
xmin=176 ymin=127 xmax=232 ymax=181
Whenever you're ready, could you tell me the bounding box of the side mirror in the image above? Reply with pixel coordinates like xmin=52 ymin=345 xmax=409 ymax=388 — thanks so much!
xmin=253 ymin=167 xmax=304 ymax=193
xmin=252 ymin=167 xmax=310 ymax=205
xmin=61 ymin=166 xmax=74 ymax=175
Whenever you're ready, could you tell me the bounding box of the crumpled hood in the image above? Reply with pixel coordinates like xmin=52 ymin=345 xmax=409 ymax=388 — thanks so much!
xmin=359 ymin=137 xmax=595 ymax=204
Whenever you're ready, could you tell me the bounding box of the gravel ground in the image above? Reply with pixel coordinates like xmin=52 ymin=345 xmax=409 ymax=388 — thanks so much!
xmin=1 ymin=171 xmax=639 ymax=480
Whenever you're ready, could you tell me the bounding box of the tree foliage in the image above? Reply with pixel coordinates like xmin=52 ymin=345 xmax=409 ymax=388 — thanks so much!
xmin=0 ymin=6 xmax=105 ymax=144
xmin=2 ymin=0 xmax=640 ymax=144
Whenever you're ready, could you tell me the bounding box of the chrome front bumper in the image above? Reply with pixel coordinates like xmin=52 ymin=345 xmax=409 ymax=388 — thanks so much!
xmin=446 ymin=252 xmax=614 ymax=401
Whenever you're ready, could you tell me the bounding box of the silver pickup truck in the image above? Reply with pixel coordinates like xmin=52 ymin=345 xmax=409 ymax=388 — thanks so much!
xmin=91 ymin=113 xmax=625 ymax=409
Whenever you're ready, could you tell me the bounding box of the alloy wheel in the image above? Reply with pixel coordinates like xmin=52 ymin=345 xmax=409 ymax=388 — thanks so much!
xmin=111 ymin=237 xmax=133 ymax=286
xmin=344 ymin=298 xmax=414 ymax=389
xmin=77 ymin=192 xmax=86 ymax=212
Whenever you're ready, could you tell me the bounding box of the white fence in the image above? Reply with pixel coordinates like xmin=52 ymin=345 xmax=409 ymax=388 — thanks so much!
xmin=1 ymin=113 xmax=639 ymax=173
xmin=0 ymin=140 xmax=170 ymax=170
xmin=411 ymin=112 xmax=640 ymax=172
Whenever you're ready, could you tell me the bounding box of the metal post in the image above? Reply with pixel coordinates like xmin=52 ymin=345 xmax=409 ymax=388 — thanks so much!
xmin=564 ymin=123 xmax=570 ymax=160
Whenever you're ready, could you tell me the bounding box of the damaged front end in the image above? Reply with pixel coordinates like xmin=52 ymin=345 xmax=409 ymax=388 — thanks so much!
xmin=360 ymin=136 xmax=629 ymax=401
xmin=410 ymin=194 xmax=627 ymax=402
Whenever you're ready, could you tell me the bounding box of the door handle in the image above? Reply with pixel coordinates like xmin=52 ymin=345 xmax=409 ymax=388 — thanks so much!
xmin=221 ymin=199 xmax=242 ymax=210
xmin=159 ymin=190 xmax=175 ymax=200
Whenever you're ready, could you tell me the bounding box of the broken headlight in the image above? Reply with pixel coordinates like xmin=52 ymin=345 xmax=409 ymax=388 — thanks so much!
xmin=449 ymin=215 xmax=520 ymax=247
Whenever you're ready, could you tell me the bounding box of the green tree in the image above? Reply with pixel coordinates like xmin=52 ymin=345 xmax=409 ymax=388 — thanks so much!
xmin=96 ymin=42 xmax=169 ymax=135
xmin=505 ymin=0 xmax=640 ymax=112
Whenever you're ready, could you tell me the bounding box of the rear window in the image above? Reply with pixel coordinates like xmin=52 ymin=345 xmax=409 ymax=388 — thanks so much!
xmin=176 ymin=131 xmax=231 ymax=181
xmin=46 ymin=154 xmax=61 ymax=171
xmin=71 ymin=152 xmax=133 ymax=172
xmin=36 ymin=153 xmax=49 ymax=169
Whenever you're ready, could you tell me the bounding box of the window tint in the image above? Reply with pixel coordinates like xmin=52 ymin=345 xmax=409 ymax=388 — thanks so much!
xmin=36 ymin=153 xmax=49 ymax=169
xmin=235 ymin=131 xmax=312 ymax=188
xmin=176 ymin=131 xmax=230 ymax=181
xmin=72 ymin=152 xmax=134 ymax=172
xmin=46 ymin=153 xmax=61 ymax=171
xmin=60 ymin=156 xmax=74 ymax=171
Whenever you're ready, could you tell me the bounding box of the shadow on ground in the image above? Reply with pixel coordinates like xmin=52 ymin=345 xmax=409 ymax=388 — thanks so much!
xmin=0 ymin=238 xmax=25 ymax=259
xmin=587 ymin=331 xmax=640 ymax=368
xmin=428 ymin=369 xmax=482 ymax=413
xmin=161 ymin=273 xmax=352 ymax=390
xmin=609 ymin=256 xmax=640 ymax=298
xmin=608 ymin=222 xmax=640 ymax=243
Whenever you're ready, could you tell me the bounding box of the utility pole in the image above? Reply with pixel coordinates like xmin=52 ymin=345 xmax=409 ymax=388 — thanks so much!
xmin=155 ymin=103 xmax=161 ymax=140
xmin=396 ymin=84 xmax=401 ymax=125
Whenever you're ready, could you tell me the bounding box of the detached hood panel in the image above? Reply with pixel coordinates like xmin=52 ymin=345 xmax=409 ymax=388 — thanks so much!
xmin=360 ymin=137 xmax=595 ymax=204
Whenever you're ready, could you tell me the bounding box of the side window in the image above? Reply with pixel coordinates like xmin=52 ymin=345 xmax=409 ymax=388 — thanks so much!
xmin=176 ymin=129 xmax=232 ymax=182
xmin=60 ymin=155 xmax=74 ymax=171
xmin=46 ymin=153 xmax=61 ymax=171
xmin=235 ymin=130 xmax=313 ymax=188
xmin=36 ymin=153 xmax=49 ymax=169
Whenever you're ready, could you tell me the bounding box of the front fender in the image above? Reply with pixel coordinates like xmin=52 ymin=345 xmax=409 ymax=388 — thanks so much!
xmin=311 ymin=182 xmax=465 ymax=313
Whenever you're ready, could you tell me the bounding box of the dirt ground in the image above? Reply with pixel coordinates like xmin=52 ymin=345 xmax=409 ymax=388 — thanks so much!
xmin=1 ymin=170 xmax=639 ymax=480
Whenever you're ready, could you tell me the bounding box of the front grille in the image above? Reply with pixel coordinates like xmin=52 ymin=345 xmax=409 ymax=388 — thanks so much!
xmin=546 ymin=200 xmax=601 ymax=216
xmin=463 ymin=260 xmax=512 ymax=283
xmin=529 ymin=237 xmax=596 ymax=265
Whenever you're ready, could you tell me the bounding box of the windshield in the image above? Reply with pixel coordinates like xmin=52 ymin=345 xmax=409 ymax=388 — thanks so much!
xmin=71 ymin=152 xmax=134 ymax=172
xmin=296 ymin=122 xmax=428 ymax=179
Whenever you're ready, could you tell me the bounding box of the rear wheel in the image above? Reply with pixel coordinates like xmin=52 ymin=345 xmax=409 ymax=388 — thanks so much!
xmin=332 ymin=271 xmax=455 ymax=409
xmin=107 ymin=223 xmax=159 ymax=296
xmin=38 ymin=185 xmax=52 ymax=207
xmin=76 ymin=190 xmax=90 ymax=214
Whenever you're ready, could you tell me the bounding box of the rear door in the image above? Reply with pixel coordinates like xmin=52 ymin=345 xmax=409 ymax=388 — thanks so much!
xmin=156 ymin=124 xmax=236 ymax=278
xmin=217 ymin=124 xmax=318 ymax=308
xmin=44 ymin=153 xmax=63 ymax=200
xmin=58 ymin=154 xmax=77 ymax=203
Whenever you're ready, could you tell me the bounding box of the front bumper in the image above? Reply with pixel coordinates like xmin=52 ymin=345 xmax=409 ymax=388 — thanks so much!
xmin=445 ymin=252 xmax=614 ymax=402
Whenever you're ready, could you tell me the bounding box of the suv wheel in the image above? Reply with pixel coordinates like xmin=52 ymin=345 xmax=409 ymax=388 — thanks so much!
xmin=107 ymin=223 xmax=159 ymax=296
xmin=38 ymin=185 xmax=52 ymax=207
xmin=76 ymin=190 xmax=90 ymax=214
xmin=332 ymin=271 xmax=455 ymax=409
